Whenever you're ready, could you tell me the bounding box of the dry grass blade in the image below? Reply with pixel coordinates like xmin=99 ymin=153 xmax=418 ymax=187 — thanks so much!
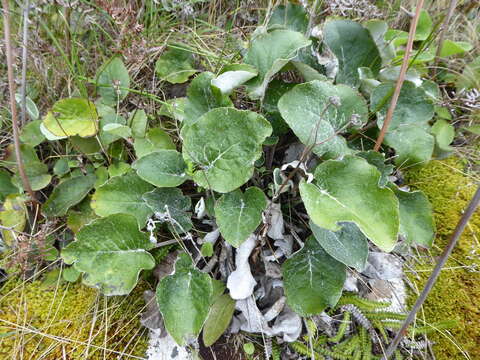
xmin=2 ymin=0 xmax=37 ymax=204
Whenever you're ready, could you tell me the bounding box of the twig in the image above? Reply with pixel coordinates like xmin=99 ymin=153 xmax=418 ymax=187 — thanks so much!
xmin=20 ymin=0 xmax=30 ymax=127
xmin=432 ymin=0 xmax=458 ymax=78
xmin=373 ymin=0 xmax=425 ymax=152
xmin=2 ymin=0 xmax=37 ymax=203
xmin=383 ymin=185 xmax=480 ymax=359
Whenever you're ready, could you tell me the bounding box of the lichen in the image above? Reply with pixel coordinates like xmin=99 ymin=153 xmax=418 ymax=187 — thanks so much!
xmin=0 ymin=277 xmax=149 ymax=359
xmin=404 ymin=157 xmax=480 ymax=359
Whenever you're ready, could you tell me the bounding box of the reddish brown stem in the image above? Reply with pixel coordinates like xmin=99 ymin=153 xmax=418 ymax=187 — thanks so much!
xmin=373 ymin=0 xmax=425 ymax=152
xmin=2 ymin=0 xmax=37 ymax=203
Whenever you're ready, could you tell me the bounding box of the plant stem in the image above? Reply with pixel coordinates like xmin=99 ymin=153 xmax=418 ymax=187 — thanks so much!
xmin=431 ymin=0 xmax=458 ymax=78
xmin=20 ymin=0 xmax=30 ymax=127
xmin=373 ymin=0 xmax=425 ymax=152
xmin=383 ymin=185 xmax=480 ymax=359
xmin=2 ymin=0 xmax=37 ymax=203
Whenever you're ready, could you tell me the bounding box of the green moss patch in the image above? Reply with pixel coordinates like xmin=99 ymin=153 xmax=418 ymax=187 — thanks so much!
xmin=405 ymin=157 xmax=480 ymax=359
xmin=0 ymin=277 xmax=149 ymax=359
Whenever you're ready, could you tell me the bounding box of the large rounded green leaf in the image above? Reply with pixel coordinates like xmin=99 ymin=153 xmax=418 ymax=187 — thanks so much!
xmin=143 ymin=188 xmax=192 ymax=234
xmin=91 ymin=172 xmax=154 ymax=227
xmin=299 ymin=156 xmax=399 ymax=252
xmin=134 ymin=128 xmax=176 ymax=159
xmin=371 ymin=82 xmax=434 ymax=166
xmin=282 ymin=236 xmax=346 ymax=316
xmin=268 ymin=3 xmax=308 ymax=33
xmin=42 ymin=98 xmax=98 ymax=137
xmin=184 ymin=72 xmax=233 ymax=126
xmin=155 ymin=46 xmax=197 ymax=84
xmin=156 ymin=253 xmax=213 ymax=345
xmin=278 ymin=80 xmax=368 ymax=158
xmin=310 ymin=221 xmax=368 ymax=271
xmin=61 ymin=213 xmax=155 ymax=295
xmin=181 ymin=108 xmax=272 ymax=193
xmin=132 ymin=150 xmax=187 ymax=187
xmin=323 ymin=20 xmax=381 ymax=87
xmin=43 ymin=174 xmax=96 ymax=217
xmin=390 ymin=185 xmax=435 ymax=248
xmin=96 ymin=57 xmax=130 ymax=105
xmin=215 ymin=187 xmax=267 ymax=247
xmin=244 ymin=29 xmax=310 ymax=99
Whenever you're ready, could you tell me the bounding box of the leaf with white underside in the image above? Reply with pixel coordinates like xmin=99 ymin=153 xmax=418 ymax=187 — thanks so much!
xmin=310 ymin=221 xmax=368 ymax=271
xmin=42 ymin=98 xmax=98 ymax=137
xmin=282 ymin=236 xmax=346 ymax=316
xmin=133 ymin=150 xmax=187 ymax=187
xmin=211 ymin=64 xmax=258 ymax=95
xmin=91 ymin=172 xmax=154 ymax=227
xmin=244 ymin=29 xmax=311 ymax=99
xmin=323 ymin=20 xmax=381 ymax=87
xmin=143 ymin=188 xmax=192 ymax=234
xmin=181 ymin=108 xmax=272 ymax=193
xmin=300 ymin=156 xmax=399 ymax=252
xmin=215 ymin=187 xmax=267 ymax=247
xmin=371 ymin=82 xmax=434 ymax=166
xmin=278 ymin=80 xmax=368 ymax=159
xmin=61 ymin=213 xmax=155 ymax=295
xmin=43 ymin=174 xmax=96 ymax=217
xmin=156 ymin=253 xmax=213 ymax=345
xmin=390 ymin=185 xmax=435 ymax=248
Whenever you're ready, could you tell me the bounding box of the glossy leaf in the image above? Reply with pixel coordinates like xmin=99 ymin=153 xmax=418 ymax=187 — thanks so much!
xmin=156 ymin=253 xmax=213 ymax=345
xmin=181 ymin=108 xmax=272 ymax=193
xmin=96 ymin=57 xmax=130 ymax=105
xmin=310 ymin=221 xmax=368 ymax=271
xmin=323 ymin=20 xmax=381 ymax=87
xmin=43 ymin=174 xmax=96 ymax=217
xmin=278 ymin=80 xmax=368 ymax=158
xmin=244 ymin=30 xmax=310 ymax=99
xmin=62 ymin=213 xmax=155 ymax=295
xmin=300 ymin=156 xmax=399 ymax=252
xmin=282 ymin=236 xmax=346 ymax=316
xmin=215 ymin=187 xmax=267 ymax=247
xmin=91 ymin=172 xmax=154 ymax=227
xmin=43 ymin=98 xmax=98 ymax=137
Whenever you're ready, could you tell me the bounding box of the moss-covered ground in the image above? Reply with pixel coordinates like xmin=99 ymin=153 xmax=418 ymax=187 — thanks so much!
xmin=0 ymin=277 xmax=149 ymax=359
xmin=405 ymin=157 xmax=480 ymax=359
